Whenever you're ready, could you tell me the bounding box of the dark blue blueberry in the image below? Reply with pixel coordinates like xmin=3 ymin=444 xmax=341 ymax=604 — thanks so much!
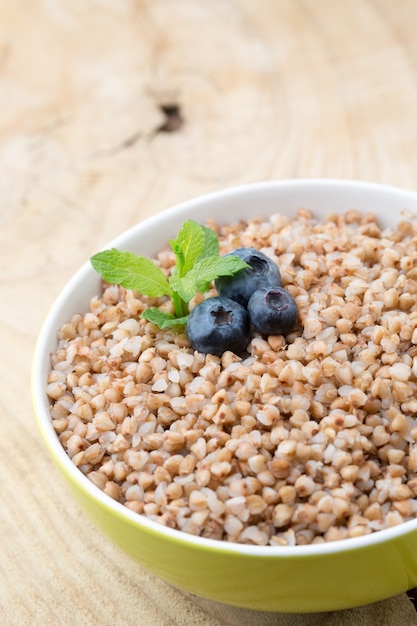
xmin=215 ymin=248 xmax=281 ymax=307
xmin=247 ymin=287 xmax=298 ymax=336
xmin=187 ymin=296 xmax=250 ymax=356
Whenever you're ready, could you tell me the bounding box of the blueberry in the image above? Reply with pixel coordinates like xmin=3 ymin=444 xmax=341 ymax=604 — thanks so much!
xmin=247 ymin=287 xmax=298 ymax=336
xmin=215 ymin=248 xmax=281 ymax=307
xmin=187 ymin=296 xmax=250 ymax=356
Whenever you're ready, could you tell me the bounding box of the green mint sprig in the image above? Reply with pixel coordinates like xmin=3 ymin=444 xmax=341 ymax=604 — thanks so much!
xmin=90 ymin=220 xmax=249 ymax=331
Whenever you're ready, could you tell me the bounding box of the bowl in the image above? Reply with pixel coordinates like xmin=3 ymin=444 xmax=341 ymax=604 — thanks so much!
xmin=32 ymin=179 xmax=417 ymax=613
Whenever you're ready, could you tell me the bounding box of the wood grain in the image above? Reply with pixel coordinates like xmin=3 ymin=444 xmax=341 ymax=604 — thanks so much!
xmin=2 ymin=0 xmax=417 ymax=623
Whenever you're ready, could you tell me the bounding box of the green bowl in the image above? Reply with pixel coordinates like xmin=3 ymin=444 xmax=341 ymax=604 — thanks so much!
xmin=32 ymin=179 xmax=417 ymax=612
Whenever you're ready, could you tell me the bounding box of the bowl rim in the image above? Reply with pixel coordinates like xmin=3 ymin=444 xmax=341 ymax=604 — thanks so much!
xmin=32 ymin=177 xmax=417 ymax=558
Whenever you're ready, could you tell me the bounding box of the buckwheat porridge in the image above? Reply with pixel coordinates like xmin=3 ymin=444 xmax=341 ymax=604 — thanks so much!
xmin=46 ymin=209 xmax=417 ymax=546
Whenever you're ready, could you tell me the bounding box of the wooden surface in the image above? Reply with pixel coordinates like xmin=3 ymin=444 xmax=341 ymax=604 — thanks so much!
xmin=2 ymin=0 xmax=417 ymax=624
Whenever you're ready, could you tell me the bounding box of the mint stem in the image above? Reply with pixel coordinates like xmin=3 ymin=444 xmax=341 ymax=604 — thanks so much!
xmin=172 ymin=292 xmax=188 ymax=318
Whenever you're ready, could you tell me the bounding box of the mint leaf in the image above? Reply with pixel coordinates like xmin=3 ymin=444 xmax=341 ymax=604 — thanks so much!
xmin=170 ymin=255 xmax=248 ymax=302
xmin=169 ymin=220 xmax=205 ymax=276
xmin=198 ymin=225 xmax=219 ymax=260
xmin=169 ymin=241 xmax=185 ymax=277
xmin=90 ymin=249 xmax=172 ymax=297
xmin=141 ymin=308 xmax=188 ymax=329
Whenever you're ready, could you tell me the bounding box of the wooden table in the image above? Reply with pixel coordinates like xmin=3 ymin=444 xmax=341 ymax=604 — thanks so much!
xmin=2 ymin=1 xmax=417 ymax=623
